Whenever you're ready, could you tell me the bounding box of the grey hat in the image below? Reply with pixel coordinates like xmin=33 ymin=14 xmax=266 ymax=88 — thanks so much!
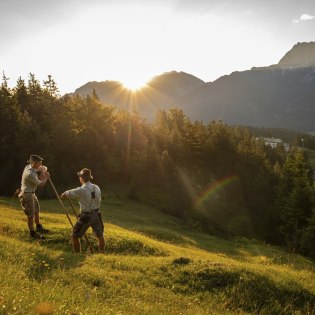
xmin=77 ymin=168 xmax=93 ymax=180
xmin=27 ymin=154 xmax=43 ymax=163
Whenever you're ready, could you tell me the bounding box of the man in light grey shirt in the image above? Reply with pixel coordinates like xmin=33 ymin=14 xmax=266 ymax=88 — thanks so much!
xmin=61 ymin=168 xmax=104 ymax=253
xmin=19 ymin=154 xmax=50 ymax=238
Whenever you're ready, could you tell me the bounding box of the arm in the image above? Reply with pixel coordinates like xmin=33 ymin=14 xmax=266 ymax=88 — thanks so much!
xmin=38 ymin=173 xmax=50 ymax=187
xmin=26 ymin=170 xmax=42 ymax=187
xmin=95 ymin=184 xmax=102 ymax=208
xmin=37 ymin=166 xmax=50 ymax=187
xmin=60 ymin=187 xmax=82 ymax=199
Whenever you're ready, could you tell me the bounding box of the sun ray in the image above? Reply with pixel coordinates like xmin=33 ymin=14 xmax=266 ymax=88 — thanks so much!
xmin=121 ymin=79 xmax=149 ymax=92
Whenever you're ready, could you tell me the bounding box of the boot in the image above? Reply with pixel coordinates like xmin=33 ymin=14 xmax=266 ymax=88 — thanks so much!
xmin=30 ymin=230 xmax=45 ymax=239
xmin=36 ymin=224 xmax=49 ymax=233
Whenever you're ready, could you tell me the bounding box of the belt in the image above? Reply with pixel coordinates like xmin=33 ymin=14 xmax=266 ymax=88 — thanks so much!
xmin=81 ymin=208 xmax=99 ymax=214
xmin=24 ymin=191 xmax=35 ymax=194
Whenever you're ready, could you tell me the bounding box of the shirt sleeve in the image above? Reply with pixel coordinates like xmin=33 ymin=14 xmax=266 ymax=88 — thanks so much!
xmin=95 ymin=185 xmax=102 ymax=206
xmin=26 ymin=170 xmax=41 ymax=186
xmin=64 ymin=187 xmax=82 ymax=199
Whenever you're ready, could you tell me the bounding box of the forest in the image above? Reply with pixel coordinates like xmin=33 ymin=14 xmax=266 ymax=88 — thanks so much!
xmin=1 ymin=73 xmax=315 ymax=257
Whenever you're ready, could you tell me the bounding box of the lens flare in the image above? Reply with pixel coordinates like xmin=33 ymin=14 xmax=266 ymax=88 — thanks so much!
xmin=195 ymin=174 xmax=239 ymax=208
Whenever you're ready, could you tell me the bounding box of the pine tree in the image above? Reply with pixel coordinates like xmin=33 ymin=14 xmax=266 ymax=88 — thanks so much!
xmin=276 ymin=150 xmax=314 ymax=252
xmin=0 ymin=74 xmax=26 ymax=193
xmin=300 ymin=212 xmax=315 ymax=257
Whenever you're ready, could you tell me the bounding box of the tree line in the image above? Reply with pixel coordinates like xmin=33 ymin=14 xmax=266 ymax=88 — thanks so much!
xmin=244 ymin=125 xmax=315 ymax=150
xmin=1 ymin=73 xmax=315 ymax=257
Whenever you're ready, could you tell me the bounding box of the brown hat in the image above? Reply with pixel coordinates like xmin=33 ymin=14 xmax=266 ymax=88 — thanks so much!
xmin=27 ymin=154 xmax=43 ymax=163
xmin=77 ymin=168 xmax=93 ymax=180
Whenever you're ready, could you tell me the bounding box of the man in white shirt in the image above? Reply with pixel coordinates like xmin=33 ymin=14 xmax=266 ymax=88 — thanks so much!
xmin=19 ymin=154 xmax=50 ymax=238
xmin=61 ymin=168 xmax=105 ymax=253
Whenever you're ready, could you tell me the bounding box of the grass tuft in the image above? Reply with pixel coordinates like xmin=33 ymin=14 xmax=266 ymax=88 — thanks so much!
xmin=172 ymin=257 xmax=191 ymax=265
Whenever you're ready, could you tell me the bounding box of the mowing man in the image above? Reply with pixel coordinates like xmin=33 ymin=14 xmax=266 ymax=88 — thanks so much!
xmin=61 ymin=168 xmax=105 ymax=253
xmin=19 ymin=154 xmax=50 ymax=238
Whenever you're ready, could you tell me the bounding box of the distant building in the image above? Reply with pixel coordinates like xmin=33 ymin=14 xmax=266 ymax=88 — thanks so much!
xmin=263 ymin=137 xmax=283 ymax=148
xmin=260 ymin=137 xmax=290 ymax=151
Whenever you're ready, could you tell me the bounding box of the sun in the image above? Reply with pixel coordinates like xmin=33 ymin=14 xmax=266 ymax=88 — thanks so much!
xmin=121 ymin=78 xmax=149 ymax=91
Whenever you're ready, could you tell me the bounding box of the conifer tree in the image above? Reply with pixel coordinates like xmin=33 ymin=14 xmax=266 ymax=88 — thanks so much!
xmin=0 ymin=74 xmax=26 ymax=193
xmin=276 ymin=150 xmax=314 ymax=252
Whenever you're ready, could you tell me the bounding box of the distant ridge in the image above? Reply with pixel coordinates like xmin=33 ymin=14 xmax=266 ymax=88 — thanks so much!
xmin=73 ymin=42 xmax=315 ymax=132
xmin=147 ymin=71 xmax=205 ymax=98
xmin=73 ymin=71 xmax=205 ymax=119
xmin=278 ymin=42 xmax=315 ymax=67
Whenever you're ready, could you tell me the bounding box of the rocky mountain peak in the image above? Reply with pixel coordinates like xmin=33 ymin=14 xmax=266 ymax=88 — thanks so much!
xmin=278 ymin=42 xmax=315 ymax=67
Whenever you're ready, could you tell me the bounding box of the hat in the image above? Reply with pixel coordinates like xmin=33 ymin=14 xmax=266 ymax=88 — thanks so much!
xmin=27 ymin=154 xmax=43 ymax=163
xmin=77 ymin=168 xmax=93 ymax=180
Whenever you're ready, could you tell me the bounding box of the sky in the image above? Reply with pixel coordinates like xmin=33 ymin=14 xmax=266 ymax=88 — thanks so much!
xmin=1 ymin=0 xmax=315 ymax=94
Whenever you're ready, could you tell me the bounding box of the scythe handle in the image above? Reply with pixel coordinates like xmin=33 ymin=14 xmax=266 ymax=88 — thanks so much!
xmin=48 ymin=177 xmax=74 ymax=228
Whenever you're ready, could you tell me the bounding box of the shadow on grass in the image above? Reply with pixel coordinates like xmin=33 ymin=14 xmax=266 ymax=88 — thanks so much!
xmin=35 ymin=228 xmax=168 ymax=257
xmin=105 ymin=235 xmax=167 ymax=256
xmin=26 ymin=250 xmax=85 ymax=282
xmin=153 ymin=263 xmax=315 ymax=315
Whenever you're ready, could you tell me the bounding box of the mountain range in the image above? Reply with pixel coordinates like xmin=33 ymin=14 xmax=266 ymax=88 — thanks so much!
xmin=73 ymin=42 xmax=315 ymax=133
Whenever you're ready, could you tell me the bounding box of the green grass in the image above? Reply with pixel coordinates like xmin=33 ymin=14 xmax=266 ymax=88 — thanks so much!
xmin=0 ymin=197 xmax=314 ymax=315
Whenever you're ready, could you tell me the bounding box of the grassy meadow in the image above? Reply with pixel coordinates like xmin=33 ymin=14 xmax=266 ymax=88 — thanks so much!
xmin=0 ymin=196 xmax=314 ymax=315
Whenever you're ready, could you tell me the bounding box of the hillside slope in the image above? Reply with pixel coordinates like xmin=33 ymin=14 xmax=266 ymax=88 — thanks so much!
xmin=1 ymin=197 xmax=314 ymax=314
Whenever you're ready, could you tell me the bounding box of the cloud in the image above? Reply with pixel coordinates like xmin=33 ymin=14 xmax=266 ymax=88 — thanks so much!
xmin=292 ymin=13 xmax=315 ymax=23
xmin=300 ymin=13 xmax=315 ymax=20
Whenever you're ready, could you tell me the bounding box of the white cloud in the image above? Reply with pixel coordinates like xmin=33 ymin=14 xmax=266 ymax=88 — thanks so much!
xmin=292 ymin=13 xmax=315 ymax=23
xmin=300 ymin=14 xmax=315 ymax=20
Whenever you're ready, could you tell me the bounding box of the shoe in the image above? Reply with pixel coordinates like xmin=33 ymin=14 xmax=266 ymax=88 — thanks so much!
xmin=30 ymin=230 xmax=45 ymax=239
xmin=36 ymin=224 xmax=49 ymax=233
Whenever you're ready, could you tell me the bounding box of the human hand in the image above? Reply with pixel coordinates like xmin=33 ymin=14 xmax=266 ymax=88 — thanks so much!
xmin=39 ymin=165 xmax=48 ymax=172
xmin=39 ymin=172 xmax=49 ymax=181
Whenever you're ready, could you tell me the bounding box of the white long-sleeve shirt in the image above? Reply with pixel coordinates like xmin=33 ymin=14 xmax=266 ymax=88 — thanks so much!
xmin=20 ymin=165 xmax=41 ymax=193
xmin=64 ymin=182 xmax=101 ymax=212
